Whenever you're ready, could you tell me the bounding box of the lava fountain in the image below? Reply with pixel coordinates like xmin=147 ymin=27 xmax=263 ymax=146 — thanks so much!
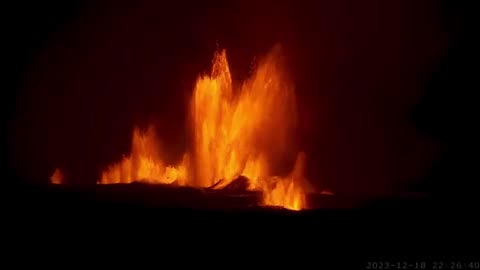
xmin=98 ymin=45 xmax=308 ymax=210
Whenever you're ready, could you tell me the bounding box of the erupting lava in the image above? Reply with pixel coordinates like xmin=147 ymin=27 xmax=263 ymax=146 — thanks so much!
xmin=50 ymin=168 xmax=63 ymax=184
xmin=99 ymin=45 xmax=308 ymax=210
xmin=99 ymin=126 xmax=189 ymax=185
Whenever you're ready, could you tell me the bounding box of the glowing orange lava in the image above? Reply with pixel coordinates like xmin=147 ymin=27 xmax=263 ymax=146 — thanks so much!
xmin=50 ymin=168 xmax=64 ymax=184
xmin=99 ymin=126 xmax=188 ymax=185
xmin=99 ymin=45 xmax=308 ymax=210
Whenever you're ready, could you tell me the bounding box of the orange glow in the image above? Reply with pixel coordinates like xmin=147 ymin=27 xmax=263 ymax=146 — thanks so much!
xmin=99 ymin=126 xmax=188 ymax=184
xmin=260 ymin=153 xmax=307 ymax=211
xmin=50 ymin=168 xmax=63 ymax=184
xmin=99 ymin=45 xmax=308 ymax=210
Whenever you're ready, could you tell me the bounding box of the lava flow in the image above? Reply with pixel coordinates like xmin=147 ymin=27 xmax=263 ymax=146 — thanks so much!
xmin=98 ymin=45 xmax=308 ymax=210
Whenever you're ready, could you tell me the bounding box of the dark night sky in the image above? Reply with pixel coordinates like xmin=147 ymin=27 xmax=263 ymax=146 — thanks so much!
xmin=6 ymin=0 xmax=475 ymax=200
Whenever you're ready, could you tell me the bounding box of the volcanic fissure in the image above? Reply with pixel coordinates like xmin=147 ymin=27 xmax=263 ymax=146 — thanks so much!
xmin=52 ymin=45 xmax=311 ymax=211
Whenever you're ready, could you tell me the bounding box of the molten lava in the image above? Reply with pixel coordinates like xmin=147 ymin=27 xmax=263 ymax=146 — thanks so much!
xmin=99 ymin=45 xmax=307 ymax=210
xmin=50 ymin=168 xmax=63 ymax=184
xmin=99 ymin=126 xmax=188 ymax=184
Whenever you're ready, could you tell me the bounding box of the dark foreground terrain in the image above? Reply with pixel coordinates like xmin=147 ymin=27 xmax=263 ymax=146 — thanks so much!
xmin=4 ymin=181 xmax=479 ymax=265
xmin=12 ymin=181 xmax=434 ymax=210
